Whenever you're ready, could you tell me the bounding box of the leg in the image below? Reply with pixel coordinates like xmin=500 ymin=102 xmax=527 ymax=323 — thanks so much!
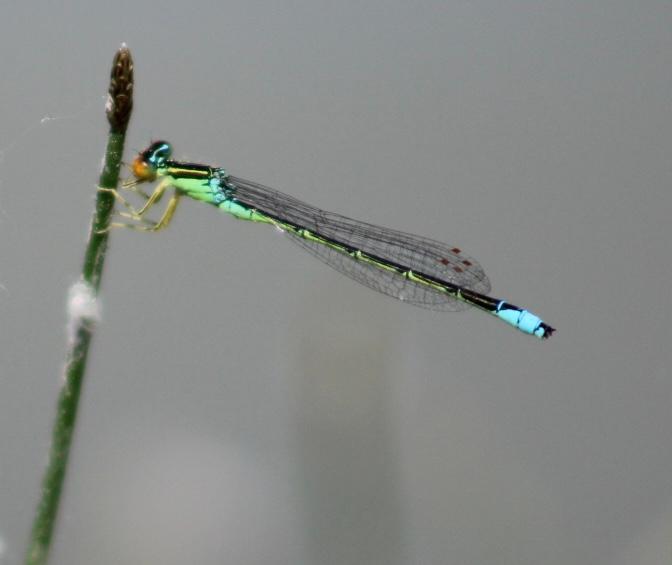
xmin=100 ymin=178 xmax=173 ymax=218
xmin=121 ymin=177 xmax=152 ymax=200
xmin=133 ymin=178 xmax=173 ymax=217
xmin=147 ymin=192 xmax=181 ymax=231
xmin=99 ymin=179 xmax=180 ymax=233
xmin=108 ymin=192 xmax=181 ymax=232
xmin=98 ymin=186 xmax=145 ymax=217
xmin=124 ymin=183 xmax=153 ymax=201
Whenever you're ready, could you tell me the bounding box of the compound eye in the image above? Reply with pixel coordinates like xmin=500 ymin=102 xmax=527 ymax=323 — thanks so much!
xmin=143 ymin=140 xmax=172 ymax=167
xmin=153 ymin=142 xmax=172 ymax=163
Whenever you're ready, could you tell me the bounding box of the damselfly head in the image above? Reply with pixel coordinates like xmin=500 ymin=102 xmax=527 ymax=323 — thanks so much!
xmin=132 ymin=140 xmax=173 ymax=182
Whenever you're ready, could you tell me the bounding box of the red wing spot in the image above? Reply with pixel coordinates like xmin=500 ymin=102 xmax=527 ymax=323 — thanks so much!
xmin=453 ymin=266 xmax=464 ymax=273
xmin=438 ymin=258 xmax=451 ymax=265
xmin=451 ymin=247 xmax=461 ymax=254
xmin=462 ymin=260 xmax=472 ymax=266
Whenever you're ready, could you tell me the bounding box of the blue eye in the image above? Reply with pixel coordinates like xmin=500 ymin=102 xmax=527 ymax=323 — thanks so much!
xmin=143 ymin=141 xmax=172 ymax=167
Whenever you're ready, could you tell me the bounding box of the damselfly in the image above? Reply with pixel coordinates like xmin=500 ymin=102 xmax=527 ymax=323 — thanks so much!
xmin=106 ymin=141 xmax=555 ymax=339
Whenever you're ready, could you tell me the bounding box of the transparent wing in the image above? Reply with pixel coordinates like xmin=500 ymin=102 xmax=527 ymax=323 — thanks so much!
xmin=228 ymin=175 xmax=491 ymax=311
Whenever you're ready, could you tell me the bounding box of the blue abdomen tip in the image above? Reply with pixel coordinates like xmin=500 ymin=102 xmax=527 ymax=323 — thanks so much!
xmin=496 ymin=301 xmax=555 ymax=339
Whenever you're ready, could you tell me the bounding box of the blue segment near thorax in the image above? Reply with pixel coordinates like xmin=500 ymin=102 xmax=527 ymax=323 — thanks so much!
xmin=166 ymin=166 xmax=231 ymax=205
xmin=166 ymin=164 xmax=275 ymax=225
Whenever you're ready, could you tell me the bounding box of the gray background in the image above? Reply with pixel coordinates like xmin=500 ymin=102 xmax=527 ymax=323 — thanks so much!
xmin=1 ymin=2 xmax=670 ymax=564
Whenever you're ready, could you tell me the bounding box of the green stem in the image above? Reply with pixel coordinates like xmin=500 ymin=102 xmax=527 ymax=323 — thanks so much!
xmin=24 ymin=46 xmax=134 ymax=565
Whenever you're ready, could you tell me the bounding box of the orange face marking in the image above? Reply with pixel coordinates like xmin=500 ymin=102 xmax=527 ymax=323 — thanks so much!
xmin=132 ymin=156 xmax=157 ymax=182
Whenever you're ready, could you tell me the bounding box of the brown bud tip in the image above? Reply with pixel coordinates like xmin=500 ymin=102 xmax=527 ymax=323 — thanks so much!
xmin=106 ymin=45 xmax=134 ymax=131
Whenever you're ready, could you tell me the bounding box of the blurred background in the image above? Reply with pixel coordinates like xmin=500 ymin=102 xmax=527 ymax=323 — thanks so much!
xmin=1 ymin=2 xmax=671 ymax=564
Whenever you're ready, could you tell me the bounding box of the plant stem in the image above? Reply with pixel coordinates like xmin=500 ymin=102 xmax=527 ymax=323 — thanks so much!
xmin=24 ymin=45 xmax=134 ymax=565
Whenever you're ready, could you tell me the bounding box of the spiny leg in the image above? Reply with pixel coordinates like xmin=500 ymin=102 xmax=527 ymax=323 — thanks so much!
xmin=109 ymin=178 xmax=173 ymax=220
xmin=122 ymin=178 xmax=157 ymax=202
xmin=98 ymin=186 xmax=146 ymax=217
xmin=124 ymin=183 xmax=152 ymax=201
xmin=101 ymin=177 xmax=173 ymax=219
xmin=96 ymin=187 xmax=159 ymax=232
xmin=143 ymin=191 xmax=181 ymax=231
xmin=116 ymin=211 xmax=163 ymax=226
xmin=98 ymin=213 xmax=160 ymax=234
xmin=108 ymin=192 xmax=181 ymax=232
xmin=131 ymin=178 xmax=173 ymax=217
xmin=99 ymin=179 xmax=179 ymax=232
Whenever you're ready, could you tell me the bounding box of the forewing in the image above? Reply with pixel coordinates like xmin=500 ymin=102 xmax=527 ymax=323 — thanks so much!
xmin=228 ymin=175 xmax=491 ymax=310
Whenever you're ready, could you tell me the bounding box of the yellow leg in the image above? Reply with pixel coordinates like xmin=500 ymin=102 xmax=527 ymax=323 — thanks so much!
xmin=100 ymin=178 xmax=172 ymax=217
xmin=98 ymin=187 xmax=145 ymax=217
xmin=98 ymin=179 xmax=180 ymax=233
xmin=107 ymin=192 xmax=181 ymax=232
xmin=139 ymin=192 xmax=181 ymax=231
xmin=122 ymin=182 xmax=153 ymax=201
xmin=134 ymin=178 xmax=173 ymax=216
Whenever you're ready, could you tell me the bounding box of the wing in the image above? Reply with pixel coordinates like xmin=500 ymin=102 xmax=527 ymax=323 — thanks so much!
xmin=227 ymin=175 xmax=491 ymax=311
